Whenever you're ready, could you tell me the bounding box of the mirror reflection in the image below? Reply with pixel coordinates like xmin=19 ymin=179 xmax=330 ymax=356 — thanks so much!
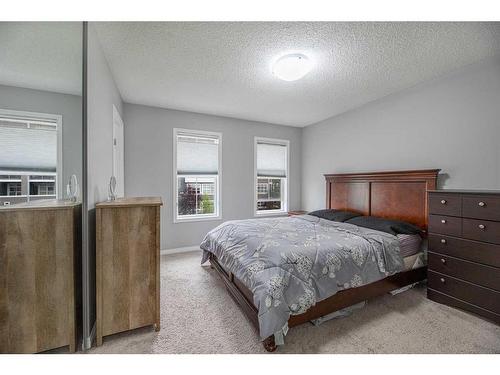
xmin=0 ymin=22 xmax=82 ymax=206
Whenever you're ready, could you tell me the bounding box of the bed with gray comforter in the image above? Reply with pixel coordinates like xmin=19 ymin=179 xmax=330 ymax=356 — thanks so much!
xmin=200 ymin=215 xmax=404 ymax=344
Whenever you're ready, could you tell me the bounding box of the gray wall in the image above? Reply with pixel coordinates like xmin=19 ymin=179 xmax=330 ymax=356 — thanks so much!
xmin=123 ymin=103 xmax=302 ymax=249
xmin=0 ymin=84 xmax=82 ymax=189
xmin=85 ymin=24 xmax=124 ymax=344
xmin=302 ymin=57 xmax=500 ymax=211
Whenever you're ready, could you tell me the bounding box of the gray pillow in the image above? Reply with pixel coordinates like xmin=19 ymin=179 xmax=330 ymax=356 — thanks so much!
xmin=308 ymin=209 xmax=362 ymax=222
xmin=345 ymin=216 xmax=422 ymax=235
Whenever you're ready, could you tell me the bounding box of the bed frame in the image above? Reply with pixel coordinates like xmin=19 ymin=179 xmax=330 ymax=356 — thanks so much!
xmin=209 ymin=169 xmax=440 ymax=352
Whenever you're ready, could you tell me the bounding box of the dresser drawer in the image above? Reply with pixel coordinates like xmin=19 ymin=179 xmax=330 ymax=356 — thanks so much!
xmin=428 ymin=234 xmax=500 ymax=268
xmin=428 ymin=215 xmax=462 ymax=236
xmin=429 ymin=194 xmax=462 ymax=216
xmin=428 ymin=252 xmax=500 ymax=291
xmin=428 ymin=270 xmax=500 ymax=314
xmin=463 ymin=218 xmax=500 ymax=244
xmin=463 ymin=195 xmax=500 ymax=221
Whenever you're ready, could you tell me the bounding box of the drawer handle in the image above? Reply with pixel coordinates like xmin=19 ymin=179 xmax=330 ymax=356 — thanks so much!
xmin=441 ymin=219 xmax=447 ymax=224
xmin=441 ymin=258 xmax=446 ymax=264
xmin=440 ymin=278 xmax=446 ymax=283
xmin=478 ymin=224 xmax=486 ymax=230
xmin=440 ymin=199 xmax=447 ymax=204
xmin=478 ymin=201 xmax=486 ymax=207
xmin=440 ymin=238 xmax=447 ymax=244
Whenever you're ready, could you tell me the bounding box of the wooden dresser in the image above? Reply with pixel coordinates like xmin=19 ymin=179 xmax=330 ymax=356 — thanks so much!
xmin=427 ymin=190 xmax=500 ymax=324
xmin=95 ymin=197 xmax=162 ymax=346
xmin=0 ymin=200 xmax=81 ymax=353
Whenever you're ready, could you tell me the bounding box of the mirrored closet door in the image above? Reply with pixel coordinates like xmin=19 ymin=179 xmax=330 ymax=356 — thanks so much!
xmin=0 ymin=22 xmax=84 ymax=353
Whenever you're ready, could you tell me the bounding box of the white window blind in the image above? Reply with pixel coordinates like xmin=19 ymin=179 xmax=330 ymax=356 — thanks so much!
xmin=174 ymin=128 xmax=222 ymax=222
xmin=256 ymin=141 xmax=287 ymax=177
xmin=0 ymin=116 xmax=57 ymax=172
xmin=176 ymin=133 xmax=219 ymax=175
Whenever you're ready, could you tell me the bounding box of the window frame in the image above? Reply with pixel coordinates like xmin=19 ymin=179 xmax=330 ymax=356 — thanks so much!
xmin=254 ymin=137 xmax=289 ymax=217
xmin=7 ymin=182 xmax=22 ymax=196
xmin=173 ymin=128 xmax=222 ymax=223
xmin=0 ymin=108 xmax=63 ymax=199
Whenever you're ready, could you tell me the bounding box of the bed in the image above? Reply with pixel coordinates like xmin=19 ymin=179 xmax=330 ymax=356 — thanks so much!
xmin=201 ymin=169 xmax=439 ymax=352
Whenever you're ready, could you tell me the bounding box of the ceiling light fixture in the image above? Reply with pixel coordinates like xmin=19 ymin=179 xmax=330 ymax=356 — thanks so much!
xmin=272 ymin=53 xmax=312 ymax=82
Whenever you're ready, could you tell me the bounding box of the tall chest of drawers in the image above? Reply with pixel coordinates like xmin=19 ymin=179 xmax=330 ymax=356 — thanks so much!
xmin=0 ymin=201 xmax=81 ymax=353
xmin=427 ymin=190 xmax=500 ymax=324
xmin=95 ymin=197 xmax=163 ymax=346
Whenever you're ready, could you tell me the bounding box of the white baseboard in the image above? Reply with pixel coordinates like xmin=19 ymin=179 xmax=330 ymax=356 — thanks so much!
xmin=161 ymin=245 xmax=201 ymax=256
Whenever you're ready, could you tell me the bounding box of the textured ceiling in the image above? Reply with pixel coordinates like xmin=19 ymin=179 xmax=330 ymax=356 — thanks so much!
xmin=96 ymin=22 xmax=500 ymax=127
xmin=0 ymin=22 xmax=82 ymax=95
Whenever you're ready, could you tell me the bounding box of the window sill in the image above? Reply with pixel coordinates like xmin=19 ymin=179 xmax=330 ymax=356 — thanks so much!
xmin=174 ymin=215 xmax=222 ymax=224
xmin=254 ymin=211 xmax=287 ymax=218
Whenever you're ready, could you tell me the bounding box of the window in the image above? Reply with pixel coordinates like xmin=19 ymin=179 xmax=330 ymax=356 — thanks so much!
xmin=254 ymin=137 xmax=289 ymax=215
xmin=174 ymin=128 xmax=221 ymax=222
xmin=30 ymin=178 xmax=56 ymax=196
xmin=0 ymin=175 xmax=23 ymax=198
xmin=0 ymin=109 xmax=62 ymax=203
xmin=7 ymin=182 xmax=21 ymax=196
xmin=29 ymin=174 xmax=56 ymax=196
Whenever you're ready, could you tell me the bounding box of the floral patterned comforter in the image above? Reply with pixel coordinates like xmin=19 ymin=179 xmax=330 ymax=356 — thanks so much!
xmin=200 ymin=215 xmax=404 ymax=343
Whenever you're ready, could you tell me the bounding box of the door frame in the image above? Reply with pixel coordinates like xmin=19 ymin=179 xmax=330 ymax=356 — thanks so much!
xmin=112 ymin=104 xmax=124 ymax=198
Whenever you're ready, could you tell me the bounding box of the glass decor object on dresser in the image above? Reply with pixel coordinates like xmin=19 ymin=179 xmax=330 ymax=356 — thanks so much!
xmin=0 ymin=22 xmax=83 ymax=353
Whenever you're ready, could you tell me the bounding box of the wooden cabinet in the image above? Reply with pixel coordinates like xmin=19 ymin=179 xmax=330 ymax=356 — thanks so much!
xmin=427 ymin=190 xmax=500 ymax=324
xmin=0 ymin=200 xmax=81 ymax=353
xmin=95 ymin=197 xmax=162 ymax=346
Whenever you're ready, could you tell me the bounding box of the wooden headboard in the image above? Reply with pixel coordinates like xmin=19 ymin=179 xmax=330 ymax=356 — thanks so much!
xmin=325 ymin=169 xmax=440 ymax=230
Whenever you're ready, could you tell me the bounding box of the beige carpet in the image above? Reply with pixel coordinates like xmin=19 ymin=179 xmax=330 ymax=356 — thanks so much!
xmin=89 ymin=251 xmax=500 ymax=354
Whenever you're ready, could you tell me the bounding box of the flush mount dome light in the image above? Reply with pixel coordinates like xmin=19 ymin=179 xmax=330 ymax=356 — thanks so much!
xmin=272 ymin=53 xmax=312 ymax=81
